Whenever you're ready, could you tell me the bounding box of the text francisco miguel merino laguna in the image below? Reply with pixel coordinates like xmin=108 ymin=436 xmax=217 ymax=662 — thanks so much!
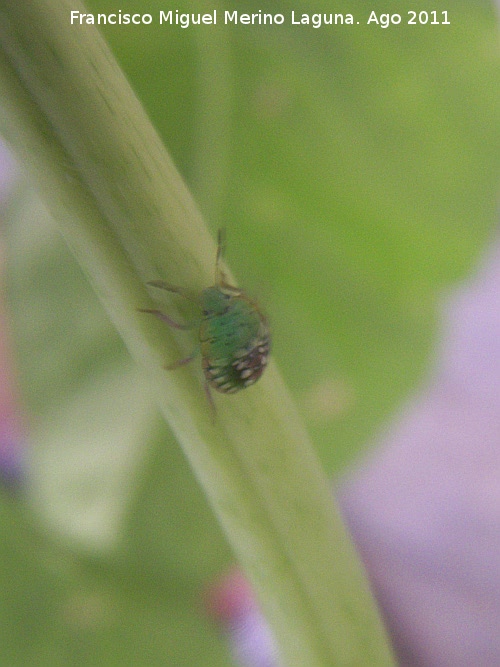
xmin=70 ymin=9 xmax=357 ymax=28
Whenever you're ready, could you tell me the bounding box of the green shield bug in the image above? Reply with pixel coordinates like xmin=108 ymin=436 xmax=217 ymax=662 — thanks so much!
xmin=141 ymin=230 xmax=270 ymax=403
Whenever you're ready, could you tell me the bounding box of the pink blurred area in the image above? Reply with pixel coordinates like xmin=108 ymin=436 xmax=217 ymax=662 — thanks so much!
xmin=0 ymin=140 xmax=24 ymax=486
xmin=205 ymin=568 xmax=282 ymax=667
xmin=208 ymin=234 xmax=500 ymax=666
xmin=339 ymin=236 xmax=500 ymax=665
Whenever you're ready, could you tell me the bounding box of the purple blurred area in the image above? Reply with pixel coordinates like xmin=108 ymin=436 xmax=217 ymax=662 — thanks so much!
xmin=1 ymin=85 xmax=499 ymax=665
xmin=209 ymin=234 xmax=500 ymax=666
xmin=0 ymin=140 xmax=24 ymax=487
xmin=340 ymin=236 xmax=500 ymax=665
xmin=206 ymin=569 xmax=282 ymax=667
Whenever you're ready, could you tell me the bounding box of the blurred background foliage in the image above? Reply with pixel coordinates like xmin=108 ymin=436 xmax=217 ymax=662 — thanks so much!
xmin=1 ymin=0 xmax=499 ymax=664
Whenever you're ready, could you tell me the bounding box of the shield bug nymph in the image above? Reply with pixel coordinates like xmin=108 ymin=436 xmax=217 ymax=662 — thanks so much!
xmin=140 ymin=230 xmax=270 ymax=402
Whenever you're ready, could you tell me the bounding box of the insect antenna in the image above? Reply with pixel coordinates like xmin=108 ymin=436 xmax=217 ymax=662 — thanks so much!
xmin=215 ymin=228 xmax=227 ymax=286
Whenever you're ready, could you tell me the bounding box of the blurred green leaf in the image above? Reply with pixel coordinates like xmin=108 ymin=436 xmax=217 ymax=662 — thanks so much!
xmin=92 ymin=0 xmax=500 ymax=467
xmin=1 ymin=0 xmax=499 ymax=664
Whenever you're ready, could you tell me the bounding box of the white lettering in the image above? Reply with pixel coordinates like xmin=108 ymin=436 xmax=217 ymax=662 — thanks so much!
xmin=225 ymin=10 xmax=237 ymax=24
xmin=71 ymin=10 xmax=152 ymax=25
xmin=292 ymin=11 xmax=353 ymax=27
xmin=160 ymin=10 xmax=173 ymax=24
xmin=160 ymin=10 xmax=216 ymax=27
xmin=368 ymin=11 xmax=401 ymax=28
xmin=224 ymin=10 xmax=283 ymax=25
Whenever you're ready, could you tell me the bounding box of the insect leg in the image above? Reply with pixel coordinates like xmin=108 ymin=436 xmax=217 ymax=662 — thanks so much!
xmin=138 ymin=308 xmax=192 ymax=330
xmin=165 ymin=349 xmax=198 ymax=370
xmin=147 ymin=281 xmax=198 ymax=304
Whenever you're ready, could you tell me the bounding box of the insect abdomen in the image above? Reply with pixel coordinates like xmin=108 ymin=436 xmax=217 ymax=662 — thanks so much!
xmin=200 ymin=292 xmax=270 ymax=394
xmin=202 ymin=333 xmax=270 ymax=393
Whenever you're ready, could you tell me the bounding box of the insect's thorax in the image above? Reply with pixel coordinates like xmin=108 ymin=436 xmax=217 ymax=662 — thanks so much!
xmin=199 ymin=285 xmax=270 ymax=393
xmin=200 ymin=286 xmax=260 ymax=355
xmin=200 ymin=286 xmax=239 ymax=316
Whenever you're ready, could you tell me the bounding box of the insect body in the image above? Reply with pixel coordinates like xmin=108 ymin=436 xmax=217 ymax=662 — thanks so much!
xmin=141 ymin=230 xmax=270 ymax=398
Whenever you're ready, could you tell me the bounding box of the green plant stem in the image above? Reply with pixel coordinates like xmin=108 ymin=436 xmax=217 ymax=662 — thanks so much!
xmin=0 ymin=1 xmax=394 ymax=664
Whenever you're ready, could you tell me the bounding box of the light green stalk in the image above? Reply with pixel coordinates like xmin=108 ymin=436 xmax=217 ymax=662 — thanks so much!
xmin=0 ymin=1 xmax=394 ymax=664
